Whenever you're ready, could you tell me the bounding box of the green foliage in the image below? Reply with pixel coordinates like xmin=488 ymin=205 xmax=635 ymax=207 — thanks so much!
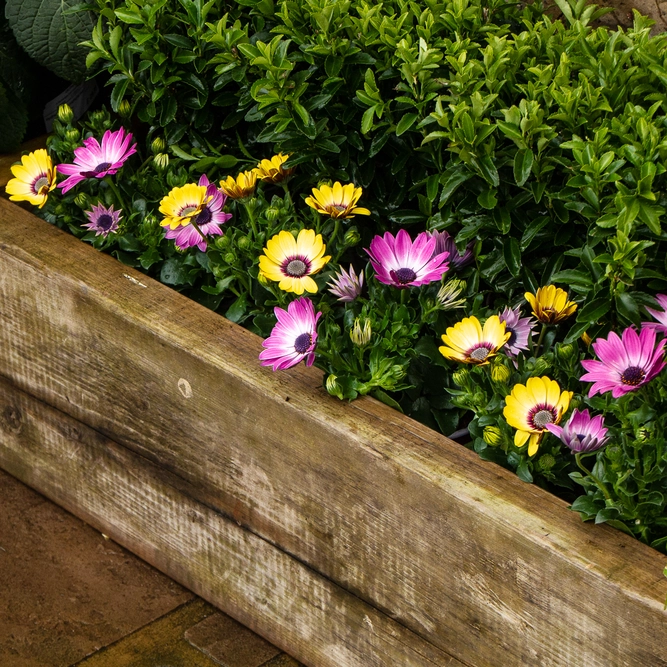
xmin=5 ymin=0 xmax=95 ymax=82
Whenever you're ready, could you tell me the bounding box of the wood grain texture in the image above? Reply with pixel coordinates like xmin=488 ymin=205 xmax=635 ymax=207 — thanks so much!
xmin=0 ymin=377 xmax=461 ymax=667
xmin=0 ymin=197 xmax=666 ymax=667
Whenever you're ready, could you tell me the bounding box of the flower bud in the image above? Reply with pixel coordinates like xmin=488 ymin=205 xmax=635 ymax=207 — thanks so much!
xmin=390 ymin=364 xmax=407 ymax=381
xmin=214 ymin=235 xmax=231 ymax=250
xmin=491 ymin=364 xmax=511 ymax=384
xmin=65 ymin=128 xmax=80 ymax=143
xmin=257 ymin=271 xmax=270 ymax=286
xmin=57 ymin=103 xmax=74 ymax=124
xmin=635 ymin=427 xmax=652 ymax=443
xmin=265 ymin=207 xmax=281 ymax=222
xmin=154 ymin=153 xmax=170 ymax=171
xmin=532 ymin=357 xmax=550 ymax=375
xmin=224 ymin=252 xmax=237 ymax=264
xmin=89 ymin=110 xmax=107 ymax=125
xmin=237 ymin=235 xmax=251 ymax=250
xmin=326 ymin=374 xmax=344 ymax=399
xmin=436 ymin=278 xmax=466 ymax=310
xmin=483 ymin=426 xmax=502 ymax=446
xmin=74 ymin=193 xmax=89 ymax=209
xmin=557 ymin=343 xmax=576 ymax=362
xmin=452 ymin=368 xmax=470 ymax=387
xmin=151 ymin=137 xmax=166 ymax=154
xmin=118 ymin=100 xmax=132 ymax=117
xmin=350 ymin=318 xmax=372 ymax=346
xmin=537 ymin=454 xmax=555 ymax=472
xmin=343 ymin=228 xmax=361 ymax=246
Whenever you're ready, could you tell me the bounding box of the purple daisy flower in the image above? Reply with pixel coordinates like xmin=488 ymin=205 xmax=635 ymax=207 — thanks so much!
xmin=259 ymin=297 xmax=322 ymax=371
xmin=644 ymin=294 xmax=667 ymax=333
xmin=366 ymin=229 xmax=449 ymax=288
xmin=546 ymin=409 xmax=609 ymax=453
xmin=327 ymin=265 xmax=364 ymax=302
xmin=164 ymin=175 xmax=232 ymax=252
xmin=58 ymin=127 xmax=137 ymax=194
xmin=580 ymin=326 xmax=667 ymax=398
xmin=82 ymin=203 xmax=122 ymax=237
xmin=499 ymin=306 xmax=534 ymax=356
xmin=428 ymin=230 xmax=474 ymax=270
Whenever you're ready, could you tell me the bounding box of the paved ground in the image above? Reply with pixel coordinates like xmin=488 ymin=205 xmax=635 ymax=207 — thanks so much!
xmin=0 ymin=468 xmax=301 ymax=667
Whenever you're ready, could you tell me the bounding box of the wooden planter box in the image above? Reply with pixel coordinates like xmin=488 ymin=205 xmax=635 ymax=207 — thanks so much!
xmin=0 ymin=195 xmax=666 ymax=667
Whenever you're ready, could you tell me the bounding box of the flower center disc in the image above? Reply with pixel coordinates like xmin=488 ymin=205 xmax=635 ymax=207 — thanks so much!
xmin=94 ymin=162 xmax=112 ymax=173
xmin=180 ymin=205 xmax=198 ymax=218
xmin=97 ymin=214 xmax=114 ymax=231
xmin=294 ymin=332 xmax=312 ymax=354
xmin=285 ymin=259 xmax=308 ymax=277
xmin=33 ymin=175 xmax=50 ymax=194
xmin=196 ymin=207 xmax=212 ymax=225
xmin=532 ymin=408 xmax=555 ymax=429
xmin=393 ymin=268 xmax=417 ymax=285
xmin=469 ymin=346 xmax=490 ymax=362
xmin=506 ymin=328 xmax=517 ymax=347
xmin=621 ymin=365 xmax=645 ymax=386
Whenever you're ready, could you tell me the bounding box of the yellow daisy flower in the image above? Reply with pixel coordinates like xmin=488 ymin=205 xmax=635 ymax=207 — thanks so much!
xmin=220 ymin=170 xmax=257 ymax=199
xmin=439 ymin=315 xmax=510 ymax=365
xmin=254 ymin=153 xmax=294 ymax=183
xmin=525 ymin=285 xmax=577 ymax=324
xmin=259 ymin=229 xmax=330 ymax=294
xmin=503 ymin=376 xmax=573 ymax=456
xmin=5 ymin=149 xmax=56 ymax=208
xmin=304 ymin=182 xmax=371 ymax=219
xmin=159 ymin=183 xmax=209 ymax=230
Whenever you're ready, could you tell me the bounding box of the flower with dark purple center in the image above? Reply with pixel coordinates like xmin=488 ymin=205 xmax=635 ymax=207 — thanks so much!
xmin=327 ymin=265 xmax=364 ymax=302
xmin=546 ymin=409 xmax=609 ymax=453
xmin=428 ymin=230 xmax=474 ymax=269
xmin=366 ymin=229 xmax=449 ymax=289
xmin=82 ymin=203 xmax=122 ymax=237
xmin=499 ymin=306 xmax=535 ymax=356
xmin=259 ymin=297 xmax=322 ymax=371
xmin=580 ymin=326 xmax=667 ymax=398
xmin=57 ymin=127 xmax=137 ymax=194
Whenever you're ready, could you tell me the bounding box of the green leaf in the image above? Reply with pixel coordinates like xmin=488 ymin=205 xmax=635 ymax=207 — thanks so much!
xmin=225 ymin=294 xmax=248 ymax=323
xmin=0 ymin=81 xmax=27 ymax=152
xmin=477 ymin=188 xmax=497 ymax=210
xmin=513 ymin=148 xmax=534 ymax=187
xmin=503 ymin=237 xmax=521 ymax=277
xmin=439 ymin=167 xmax=472 ymax=205
xmin=160 ymin=258 xmax=191 ymax=285
xmin=6 ymin=0 xmax=95 ymax=82
xmin=396 ymin=112 xmax=418 ymax=136
xmin=371 ymin=389 xmax=404 ymax=412
xmin=576 ymin=297 xmax=610 ymax=324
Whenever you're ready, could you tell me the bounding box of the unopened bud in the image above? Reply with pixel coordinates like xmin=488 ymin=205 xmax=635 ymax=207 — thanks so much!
xmin=350 ymin=318 xmax=372 ymax=346
xmin=483 ymin=426 xmax=502 ymax=446
xmin=532 ymin=358 xmax=550 ymax=375
xmin=491 ymin=364 xmax=511 ymax=384
xmin=74 ymin=193 xmax=89 ymax=209
xmin=635 ymin=427 xmax=651 ymax=443
xmin=452 ymin=368 xmax=470 ymax=387
xmin=436 ymin=278 xmax=466 ymax=310
xmin=151 ymin=137 xmax=166 ymax=154
xmin=581 ymin=331 xmax=592 ymax=347
xmin=557 ymin=343 xmax=576 ymax=362
xmin=537 ymin=453 xmax=555 ymax=471
xmin=154 ymin=153 xmax=169 ymax=171
xmin=343 ymin=228 xmax=361 ymax=246
xmin=257 ymin=271 xmax=270 ymax=286
xmin=265 ymin=207 xmax=281 ymax=222
xmin=223 ymin=252 xmax=236 ymax=264
xmin=215 ymin=235 xmax=231 ymax=250
xmin=57 ymin=103 xmax=74 ymax=124
xmin=390 ymin=365 xmax=406 ymax=381
xmin=65 ymin=128 xmax=80 ymax=143
xmin=118 ymin=100 xmax=132 ymax=117
xmin=237 ymin=235 xmax=251 ymax=250
xmin=326 ymin=374 xmax=343 ymax=399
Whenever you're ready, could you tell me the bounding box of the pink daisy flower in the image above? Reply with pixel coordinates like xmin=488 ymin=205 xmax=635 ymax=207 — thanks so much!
xmin=163 ymin=175 xmax=232 ymax=252
xmin=545 ymin=409 xmax=609 ymax=453
xmin=82 ymin=203 xmax=122 ymax=237
xmin=428 ymin=230 xmax=474 ymax=269
xmin=57 ymin=128 xmax=137 ymax=194
xmin=259 ymin=297 xmax=322 ymax=371
xmin=580 ymin=326 xmax=667 ymax=398
xmin=645 ymin=294 xmax=667 ymax=333
xmin=327 ymin=264 xmax=364 ymax=302
xmin=366 ymin=229 xmax=449 ymax=288
xmin=499 ymin=306 xmax=534 ymax=356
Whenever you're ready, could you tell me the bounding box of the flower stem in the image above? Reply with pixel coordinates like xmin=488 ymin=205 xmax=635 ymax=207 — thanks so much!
xmin=535 ymin=323 xmax=548 ymax=357
xmin=105 ymin=176 xmax=129 ymax=213
xmin=575 ymin=453 xmax=613 ymax=503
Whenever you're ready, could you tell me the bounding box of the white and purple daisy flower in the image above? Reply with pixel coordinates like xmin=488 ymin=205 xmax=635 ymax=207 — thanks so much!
xmin=499 ymin=306 xmax=534 ymax=356
xmin=327 ymin=265 xmax=364 ymax=302
xmin=259 ymin=297 xmax=322 ymax=371
xmin=163 ymin=175 xmax=232 ymax=252
xmin=366 ymin=229 xmax=449 ymax=288
xmin=57 ymin=127 xmax=137 ymax=194
xmin=82 ymin=203 xmax=122 ymax=237
xmin=580 ymin=326 xmax=667 ymax=398
xmin=428 ymin=230 xmax=474 ymax=270
xmin=546 ymin=409 xmax=609 ymax=453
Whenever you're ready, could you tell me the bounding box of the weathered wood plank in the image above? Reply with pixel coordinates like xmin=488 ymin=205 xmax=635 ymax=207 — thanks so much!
xmin=0 ymin=377 xmax=461 ymax=667
xmin=0 ymin=197 xmax=666 ymax=667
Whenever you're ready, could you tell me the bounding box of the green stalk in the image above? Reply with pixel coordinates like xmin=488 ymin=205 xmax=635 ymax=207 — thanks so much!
xmin=534 ymin=323 xmax=548 ymax=357
xmin=105 ymin=176 xmax=129 ymax=213
xmin=575 ymin=453 xmax=613 ymax=503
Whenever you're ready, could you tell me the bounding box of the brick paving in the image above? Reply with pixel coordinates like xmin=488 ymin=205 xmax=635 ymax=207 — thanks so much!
xmin=0 ymin=468 xmax=301 ymax=667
